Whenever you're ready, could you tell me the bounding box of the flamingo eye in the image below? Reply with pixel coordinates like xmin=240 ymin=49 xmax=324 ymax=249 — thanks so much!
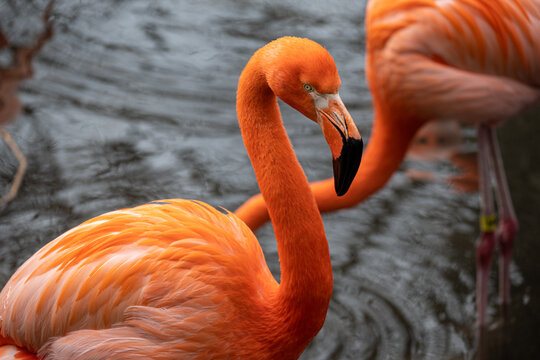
xmin=303 ymin=83 xmax=314 ymax=92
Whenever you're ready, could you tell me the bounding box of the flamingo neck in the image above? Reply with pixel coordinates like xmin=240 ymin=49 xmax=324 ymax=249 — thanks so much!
xmin=237 ymin=58 xmax=332 ymax=344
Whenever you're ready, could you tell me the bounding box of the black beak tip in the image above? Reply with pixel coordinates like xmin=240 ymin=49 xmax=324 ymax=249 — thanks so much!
xmin=336 ymin=187 xmax=347 ymax=197
xmin=332 ymin=137 xmax=363 ymax=197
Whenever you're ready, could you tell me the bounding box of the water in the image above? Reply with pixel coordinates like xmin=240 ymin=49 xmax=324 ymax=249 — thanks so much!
xmin=0 ymin=0 xmax=539 ymax=358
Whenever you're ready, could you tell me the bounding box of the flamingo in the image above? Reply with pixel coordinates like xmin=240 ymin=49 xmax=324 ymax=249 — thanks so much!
xmin=0 ymin=37 xmax=363 ymax=359
xmin=0 ymin=0 xmax=54 ymax=206
xmin=235 ymin=0 xmax=540 ymax=327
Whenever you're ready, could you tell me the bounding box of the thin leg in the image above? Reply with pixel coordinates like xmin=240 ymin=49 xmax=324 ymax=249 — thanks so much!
xmin=476 ymin=325 xmax=488 ymax=360
xmin=475 ymin=124 xmax=496 ymax=327
xmin=486 ymin=128 xmax=518 ymax=305
xmin=0 ymin=128 xmax=27 ymax=205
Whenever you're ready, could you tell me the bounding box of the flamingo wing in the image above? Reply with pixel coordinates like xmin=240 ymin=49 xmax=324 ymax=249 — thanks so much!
xmin=0 ymin=200 xmax=276 ymax=358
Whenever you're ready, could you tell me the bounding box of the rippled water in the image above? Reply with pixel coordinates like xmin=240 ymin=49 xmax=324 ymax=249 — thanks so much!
xmin=1 ymin=1 xmax=539 ymax=358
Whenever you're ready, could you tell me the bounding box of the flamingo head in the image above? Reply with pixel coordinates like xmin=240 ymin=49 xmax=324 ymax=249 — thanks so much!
xmin=263 ymin=37 xmax=363 ymax=196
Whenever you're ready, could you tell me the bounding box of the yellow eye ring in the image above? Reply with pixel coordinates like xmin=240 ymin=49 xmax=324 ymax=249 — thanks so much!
xmin=303 ymin=83 xmax=314 ymax=92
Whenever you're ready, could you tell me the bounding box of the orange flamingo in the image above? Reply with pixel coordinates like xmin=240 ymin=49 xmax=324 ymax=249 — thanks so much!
xmin=235 ymin=0 xmax=540 ymax=327
xmin=0 ymin=37 xmax=363 ymax=359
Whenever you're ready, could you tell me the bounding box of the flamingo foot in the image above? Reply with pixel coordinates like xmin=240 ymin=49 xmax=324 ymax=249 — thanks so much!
xmin=476 ymin=231 xmax=495 ymax=327
xmin=0 ymin=128 xmax=27 ymax=206
xmin=496 ymin=216 xmax=518 ymax=305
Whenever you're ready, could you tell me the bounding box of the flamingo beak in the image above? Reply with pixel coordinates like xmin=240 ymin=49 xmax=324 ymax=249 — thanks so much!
xmin=315 ymin=93 xmax=363 ymax=196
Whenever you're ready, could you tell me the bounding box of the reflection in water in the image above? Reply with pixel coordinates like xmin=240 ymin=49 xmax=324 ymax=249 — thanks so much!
xmin=406 ymin=119 xmax=479 ymax=193
xmin=0 ymin=1 xmax=538 ymax=359
xmin=0 ymin=0 xmax=54 ymax=205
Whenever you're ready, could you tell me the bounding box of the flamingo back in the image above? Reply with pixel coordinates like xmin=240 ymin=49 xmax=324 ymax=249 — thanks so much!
xmin=0 ymin=200 xmax=278 ymax=358
xmin=366 ymin=0 xmax=540 ymax=124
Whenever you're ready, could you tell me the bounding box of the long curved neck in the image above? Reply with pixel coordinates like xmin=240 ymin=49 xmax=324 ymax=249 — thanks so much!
xmin=237 ymin=57 xmax=332 ymax=342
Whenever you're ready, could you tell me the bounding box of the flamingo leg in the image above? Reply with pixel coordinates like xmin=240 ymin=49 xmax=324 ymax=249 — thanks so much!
xmin=475 ymin=124 xmax=496 ymax=327
xmin=486 ymin=127 xmax=518 ymax=306
xmin=0 ymin=128 xmax=27 ymax=205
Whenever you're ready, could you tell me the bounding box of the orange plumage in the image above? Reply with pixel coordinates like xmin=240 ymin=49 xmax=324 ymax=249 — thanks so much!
xmin=0 ymin=342 xmax=37 ymax=360
xmin=235 ymin=0 xmax=540 ymax=326
xmin=0 ymin=37 xmax=362 ymax=359
xmin=3 ymin=200 xmax=276 ymax=357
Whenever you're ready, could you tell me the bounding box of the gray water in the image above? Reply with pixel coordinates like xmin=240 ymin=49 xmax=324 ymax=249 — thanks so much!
xmin=0 ymin=1 xmax=539 ymax=358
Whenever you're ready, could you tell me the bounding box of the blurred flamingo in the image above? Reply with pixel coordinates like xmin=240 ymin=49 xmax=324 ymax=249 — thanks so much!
xmin=235 ymin=0 xmax=540 ymax=327
xmin=0 ymin=37 xmax=362 ymax=359
xmin=0 ymin=1 xmax=54 ymax=206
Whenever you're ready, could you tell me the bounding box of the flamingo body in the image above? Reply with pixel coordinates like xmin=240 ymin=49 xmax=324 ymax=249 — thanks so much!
xmin=234 ymin=0 xmax=540 ymax=327
xmin=367 ymin=0 xmax=540 ymax=127
xmin=0 ymin=37 xmax=363 ymax=358
xmin=1 ymin=200 xmax=285 ymax=358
